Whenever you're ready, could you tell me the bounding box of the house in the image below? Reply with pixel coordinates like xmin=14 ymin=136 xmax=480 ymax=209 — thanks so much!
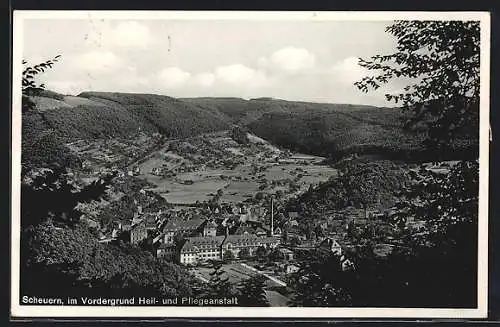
xmin=318 ymin=238 xmax=343 ymax=256
xmin=81 ymin=160 xmax=92 ymax=170
xmin=339 ymin=254 xmax=355 ymax=271
xmin=151 ymin=167 xmax=163 ymax=176
xmin=162 ymin=217 xmax=206 ymax=244
xmin=221 ymin=234 xmax=281 ymax=258
xmin=121 ymin=222 xmax=132 ymax=231
xmin=141 ymin=212 xmax=165 ymax=231
xmin=285 ymin=223 xmax=302 ymax=239
xmin=279 ymin=248 xmax=294 ymax=261
xmin=179 ymin=236 xmax=226 ymax=265
xmin=202 ymin=220 xmax=217 ymax=237
xmin=234 ymin=225 xmax=256 ymax=235
xmin=130 ymin=220 xmax=148 ymax=244
xmin=285 ymin=263 xmax=300 ymax=275
xmin=80 ymin=216 xmax=100 ymax=229
xmin=157 ymin=243 xmax=178 ymax=261
xmin=143 ymin=214 xmax=160 ymax=238
xmin=255 ymin=226 xmax=268 ymax=237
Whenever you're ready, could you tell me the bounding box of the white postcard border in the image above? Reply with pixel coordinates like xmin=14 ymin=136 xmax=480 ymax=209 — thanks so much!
xmin=10 ymin=10 xmax=491 ymax=319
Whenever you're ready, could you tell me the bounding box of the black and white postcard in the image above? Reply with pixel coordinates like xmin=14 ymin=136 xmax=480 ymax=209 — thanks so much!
xmin=10 ymin=10 xmax=490 ymax=319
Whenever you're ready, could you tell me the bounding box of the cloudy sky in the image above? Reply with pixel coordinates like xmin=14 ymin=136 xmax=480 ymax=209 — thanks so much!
xmin=21 ymin=17 xmax=404 ymax=106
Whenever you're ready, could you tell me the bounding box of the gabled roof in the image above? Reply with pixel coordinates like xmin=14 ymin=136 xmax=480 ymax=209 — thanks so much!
xmin=223 ymin=234 xmax=280 ymax=246
xmin=158 ymin=242 xmax=178 ymax=250
xmin=181 ymin=236 xmax=226 ymax=252
xmin=205 ymin=220 xmax=218 ymax=228
xmin=163 ymin=218 xmax=205 ymax=232
xmin=234 ymin=225 xmax=256 ymax=235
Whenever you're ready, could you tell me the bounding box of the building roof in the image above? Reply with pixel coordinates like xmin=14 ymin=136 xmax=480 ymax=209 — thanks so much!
xmin=181 ymin=235 xmax=225 ymax=253
xmin=158 ymin=242 xmax=178 ymax=250
xmin=205 ymin=220 xmax=217 ymax=228
xmin=234 ymin=225 xmax=256 ymax=235
xmin=224 ymin=234 xmax=260 ymax=244
xmin=143 ymin=214 xmax=159 ymax=229
xmin=163 ymin=218 xmax=205 ymax=232
xmin=223 ymin=234 xmax=280 ymax=246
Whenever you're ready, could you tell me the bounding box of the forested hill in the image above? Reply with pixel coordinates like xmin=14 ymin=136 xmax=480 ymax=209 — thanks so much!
xmin=25 ymin=91 xmax=478 ymax=169
xmin=181 ymin=97 xmax=386 ymax=125
xmin=183 ymin=97 xmax=478 ymax=162
xmin=30 ymin=91 xmax=231 ymax=142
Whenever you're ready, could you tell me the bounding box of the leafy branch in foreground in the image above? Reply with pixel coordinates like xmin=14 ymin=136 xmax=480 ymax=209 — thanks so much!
xmin=22 ymin=55 xmax=61 ymax=111
xmin=355 ymin=21 xmax=480 ymax=148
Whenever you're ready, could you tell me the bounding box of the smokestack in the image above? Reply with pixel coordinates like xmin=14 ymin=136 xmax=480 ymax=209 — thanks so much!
xmin=271 ymin=197 xmax=274 ymax=237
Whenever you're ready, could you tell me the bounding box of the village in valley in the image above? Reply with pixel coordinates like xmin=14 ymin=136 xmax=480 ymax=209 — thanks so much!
xmin=18 ymin=16 xmax=482 ymax=311
xmin=56 ymin=127 xmax=450 ymax=306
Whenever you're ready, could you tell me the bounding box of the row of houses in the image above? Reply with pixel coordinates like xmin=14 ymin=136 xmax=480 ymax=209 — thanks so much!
xmin=126 ymin=210 xmax=282 ymax=265
xmin=158 ymin=233 xmax=281 ymax=265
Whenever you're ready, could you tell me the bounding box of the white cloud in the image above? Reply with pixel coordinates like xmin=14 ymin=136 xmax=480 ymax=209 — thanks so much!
xmin=110 ymin=21 xmax=152 ymax=47
xmin=267 ymin=47 xmax=316 ymax=71
xmin=84 ymin=21 xmax=153 ymax=48
xmin=194 ymin=72 xmax=215 ymax=87
xmin=157 ymin=67 xmax=191 ymax=88
xmin=215 ymin=64 xmax=268 ymax=87
xmin=72 ymin=51 xmax=123 ymax=73
xmin=330 ymin=56 xmax=369 ymax=84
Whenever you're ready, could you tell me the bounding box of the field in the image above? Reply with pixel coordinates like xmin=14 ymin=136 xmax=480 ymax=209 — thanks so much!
xmin=135 ymin=132 xmax=337 ymax=205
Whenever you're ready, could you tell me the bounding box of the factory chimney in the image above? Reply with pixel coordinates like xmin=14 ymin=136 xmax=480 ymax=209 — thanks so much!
xmin=270 ymin=197 xmax=274 ymax=237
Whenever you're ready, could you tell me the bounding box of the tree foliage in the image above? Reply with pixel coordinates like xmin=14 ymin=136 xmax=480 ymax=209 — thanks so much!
xmin=22 ymin=55 xmax=61 ymax=112
xmin=288 ymin=249 xmax=353 ymax=307
xmin=21 ymin=222 xmax=197 ymax=298
xmin=287 ymin=160 xmax=479 ymax=307
xmin=203 ymin=261 xmax=236 ymax=298
xmin=237 ymin=247 xmax=250 ymax=260
xmin=237 ymin=274 xmax=269 ymax=306
xmin=223 ymin=249 xmax=236 ymax=262
xmin=230 ymin=125 xmax=250 ymax=145
xmin=336 ymin=159 xmax=411 ymax=211
xmin=355 ymin=21 xmax=480 ymax=148
xmin=21 ymin=167 xmax=114 ymax=228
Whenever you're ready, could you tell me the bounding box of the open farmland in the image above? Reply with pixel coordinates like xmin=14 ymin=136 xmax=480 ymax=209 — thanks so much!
xmin=135 ymin=131 xmax=337 ymax=205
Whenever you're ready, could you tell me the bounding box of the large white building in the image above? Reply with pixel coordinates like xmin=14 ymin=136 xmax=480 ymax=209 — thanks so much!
xmin=179 ymin=236 xmax=226 ymax=265
xmin=222 ymin=234 xmax=280 ymax=258
xmin=177 ymin=234 xmax=281 ymax=265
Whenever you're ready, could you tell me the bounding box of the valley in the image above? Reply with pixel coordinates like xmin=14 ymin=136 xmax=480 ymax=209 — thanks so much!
xmin=20 ymin=90 xmax=480 ymax=308
xmin=134 ymin=131 xmax=337 ymax=205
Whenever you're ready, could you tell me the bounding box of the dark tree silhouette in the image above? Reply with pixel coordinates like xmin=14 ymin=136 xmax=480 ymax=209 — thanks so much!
xmin=237 ymin=274 xmax=269 ymax=306
xmin=238 ymin=247 xmax=251 ymax=260
xmin=355 ymin=21 xmax=480 ymax=149
xmin=288 ymin=249 xmax=353 ymax=307
xmin=204 ymin=261 xmax=236 ymax=298
xmin=21 ymin=167 xmax=115 ymax=228
xmin=223 ymin=249 xmax=236 ymax=262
